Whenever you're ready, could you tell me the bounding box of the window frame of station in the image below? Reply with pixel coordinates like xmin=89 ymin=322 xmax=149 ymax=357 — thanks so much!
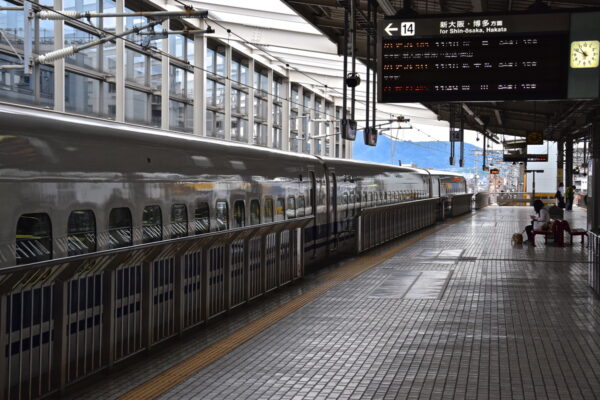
xmin=272 ymin=73 xmax=284 ymax=149
xmin=231 ymin=50 xmax=249 ymax=142
xmin=301 ymin=89 xmax=313 ymax=154
xmin=289 ymin=84 xmax=301 ymax=152
xmin=253 ymin=62 xmax=269 ymax=147
xmin=168 ymin=32 xmax=194 ymax=133
xmin=206 ymin=40 xmax=226 ymax=139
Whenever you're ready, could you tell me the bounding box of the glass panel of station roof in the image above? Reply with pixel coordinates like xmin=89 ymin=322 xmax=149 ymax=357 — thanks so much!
xmin=206 ymin=80 xmax=214 ymax=106
xmin=150 ymin=57 xmax=161 ymax=90
xmin=0 ymin=1 xmax=25 ymax=50
xmin=103 ymin=41 xmax=116 ymax=74
xmin=239 ymin=61 xmax=248 ymax=85
xmin=206 ymin=110 xmax=214 ymax=136
xmin=16 ymin=213 xmax=52 ymax=264
xmin=216 ymin=48 xmax=225 ymax=77
xmin=254 ymin=98 xmax=267 ymax=121
xmin=273 ymin=104 xmax=282 ymax=126
xmin=273 ymin=76 xmax=283 ymax=99
xmin=125 ymin=48 xmax=147 ymax=86
xmin=142 ymin=205 xmax=162 ymax=243
xmin=65 ymin=72 xmax=103 ymax=117
xmin=65 ymin=25 xmax=99 ymax=70
xmin=215 ymin=82 xmax=225 ymax=108
xmin=232 ymin=117 xmax=248 ymax=142
xmin=102 ymin=0 xmax=116 ymax=33
xmin=231 ymin=59 xmax=240 ymax=83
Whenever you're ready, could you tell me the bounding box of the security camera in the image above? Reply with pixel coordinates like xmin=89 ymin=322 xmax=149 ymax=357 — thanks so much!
xmin=345 ymin=73 xmax=361 ymax=88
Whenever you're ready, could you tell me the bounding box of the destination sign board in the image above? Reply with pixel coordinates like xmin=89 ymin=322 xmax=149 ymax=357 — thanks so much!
xmin=379 ymin=12 xmax=571 ymax=102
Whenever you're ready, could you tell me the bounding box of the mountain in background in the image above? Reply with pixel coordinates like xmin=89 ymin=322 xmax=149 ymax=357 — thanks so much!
xmin=352 ymin=134 xmax=483 ymax=174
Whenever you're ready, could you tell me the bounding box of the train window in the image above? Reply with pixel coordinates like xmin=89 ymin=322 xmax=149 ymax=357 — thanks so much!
xmin=142 ymin=206 xmax=162 ymax=243
xmin=363 ymin=192 xmax=367 ymax=203
xmin=275 ymin=197 xmax=285 ymax=221
xmin=250 ymin=200 xmax=260 ymax=225
xmin=234 ymin=200 xmax=245 ymax=228
xmin=194 ymin=202 xmax=210 ymax=234
xmin=264 ymin=197 xmax=274 ymax=222
xmin=108 ymin=208 xmax=132 ymax=249
xmin=16 ymin=213 xmax=52 ymax=264
xmin=297 ymin=196 xmax=305 ymax=217
xmin=286 ymin=196 xmax=296 ymax=219
xmin=369 ymin=192 xmax=373 ymax=205
xmin=171 ymin=204 xmax=188 ymax=238
xmin=68 ymin=210 xmax=96 ymax=256
xmin=216 ymin=201 xmax=229 ymax=231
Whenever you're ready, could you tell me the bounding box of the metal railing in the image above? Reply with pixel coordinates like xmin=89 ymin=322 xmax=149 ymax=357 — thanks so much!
xmin=474 ymin=192 xmax=490 ymax=210
xmin=589 ymin=232 xmax=600 ymax=295
xmin=496 ymin=192 xmax=555 ymax=206
xmin=450 ymin=194 xmax=473 ymax=217
xmin=357 ymin=199 xmax=439 ymax=253
xmin=0 ymin=217 xmax=311 ymax=400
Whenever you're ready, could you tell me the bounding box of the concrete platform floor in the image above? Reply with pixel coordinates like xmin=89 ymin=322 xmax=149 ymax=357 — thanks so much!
xmin=70 ymin=206 xmax=599 ymax=400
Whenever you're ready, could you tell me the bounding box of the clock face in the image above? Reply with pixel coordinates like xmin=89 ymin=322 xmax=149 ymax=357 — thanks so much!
xmin=570 ymin=40 xmax=600 ymax=69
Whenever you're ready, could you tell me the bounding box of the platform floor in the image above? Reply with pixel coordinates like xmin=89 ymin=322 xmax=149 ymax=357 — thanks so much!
xmin=69 ymin=206 xmax=600 ymax=400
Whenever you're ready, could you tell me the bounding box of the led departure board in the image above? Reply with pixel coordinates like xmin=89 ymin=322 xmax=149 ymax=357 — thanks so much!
xmin=379 ymin=12 xmax=571 ymax=102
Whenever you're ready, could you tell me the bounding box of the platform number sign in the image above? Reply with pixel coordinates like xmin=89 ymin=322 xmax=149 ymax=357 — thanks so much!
xmin=401 ymin=22 xmax=415 ymax=36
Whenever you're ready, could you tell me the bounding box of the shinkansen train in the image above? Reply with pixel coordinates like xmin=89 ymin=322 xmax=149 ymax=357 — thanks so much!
xmin=0 ymin=103 xmax=467 ymax=270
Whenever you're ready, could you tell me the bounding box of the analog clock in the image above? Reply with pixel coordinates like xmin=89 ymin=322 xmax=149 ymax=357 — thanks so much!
xmin=570 ymin=40 xmax=600 ymax=69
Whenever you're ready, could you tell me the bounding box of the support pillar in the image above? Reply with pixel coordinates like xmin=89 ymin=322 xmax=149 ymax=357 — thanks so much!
xmin=565 ymin=138 xmax=574 ymax=187
xmin=588 ymin=123 xmax=600 ymax=233
xmin=557 ymin=140 xmax=564 ymax=188
xmin=115 ymin=0 xmax=125 ymax=122
xmin=193 ymin=25 xmax=207 ymax=136
xmin=161 ymin=20 xmax=170 ymax=131
xmin=53 ymin=0 xmax=64 ymax=112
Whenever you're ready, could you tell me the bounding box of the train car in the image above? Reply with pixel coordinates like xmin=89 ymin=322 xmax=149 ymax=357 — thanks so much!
xmin=0 ymin=102 xmax=468 ymax=270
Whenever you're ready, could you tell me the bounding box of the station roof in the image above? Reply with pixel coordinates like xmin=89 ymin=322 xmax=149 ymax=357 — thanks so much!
xmin=282 ymin=0 xmax=600 ymax=142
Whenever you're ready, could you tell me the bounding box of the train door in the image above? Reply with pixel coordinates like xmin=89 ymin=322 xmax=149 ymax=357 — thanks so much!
xmin=309 ymin=170 xmax=317 ymax=257
xmin=329 ymin=171 xmax=338 ymax=250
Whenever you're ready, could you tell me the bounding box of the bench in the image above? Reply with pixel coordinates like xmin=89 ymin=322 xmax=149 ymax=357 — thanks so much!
xmin=561 ymin=220 xmax=588 ymax=245
xmin=532 ymin=220 xmax=564 ymax=247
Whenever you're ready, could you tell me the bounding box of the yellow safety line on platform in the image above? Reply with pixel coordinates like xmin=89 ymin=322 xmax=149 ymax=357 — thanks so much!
xmin=118 ymin=215 xmax=468 ymax=400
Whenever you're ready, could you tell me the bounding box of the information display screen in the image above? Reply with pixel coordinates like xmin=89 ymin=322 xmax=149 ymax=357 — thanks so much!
xmin=379 ymin=13 xmax=571 ymax=102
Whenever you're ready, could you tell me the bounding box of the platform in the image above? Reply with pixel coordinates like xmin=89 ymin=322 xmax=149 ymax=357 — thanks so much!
xmin=67 ymin=206 xmax=599 ymax=400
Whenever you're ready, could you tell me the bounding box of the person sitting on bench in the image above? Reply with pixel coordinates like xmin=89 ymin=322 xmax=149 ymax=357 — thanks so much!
xmin=525 ymin=199 xmax=549 ymax=243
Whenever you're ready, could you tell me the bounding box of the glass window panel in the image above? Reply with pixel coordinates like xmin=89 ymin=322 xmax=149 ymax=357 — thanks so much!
xmin=231 ymin=89 xmax=239 ymax=113
xmin=142 ymin=205 xmax=162 ymax=243
xmin=0 ymin=53 xmax=53 ymax=107
xmin=125 ymin=48 xmax=146 ymax=85
xmin=206 ymin=47 xmax=215 ymax=74
xmin=169 ymin=100 xmax=192 ymax=132
xmin=215 ymin=83 xmax=225 ymax=108
xmin=103 ymin=41 xmax=116 ymax=74
xmin=286 ymin=197 xmax=296 ymax=219
xmin=169 ymin=34 xmax=185 ymax=59
xmin=216 ymin=50 xmax=225 ymax=77
xmin=125 ymin=88 xmax=148 ymax=125
xmin=67 ymin=210 xmax=96 ymax=256
xmin=233 ymin=201 xmax=245 ymax=228
xmin=151 ymin=94 xmax=161 ymax=127
xmin=108 ymin=208 xmax=132 ymax=249
xmin=65 ymin=72 xmax=102 ymax=117
xmin=170 ymin=64 xmax=185 ymax=96
xmin=150 ymin=57 xmax=161 ymax=90
xmin=275 ymin=198 xmax=285 ymax=222
xmin=186 ymin=38 xmax=194 ymax=63
xmin=64 ymin=25 xmax=99 ymax=69
xmin=102 ymin=82 xmax=116 ymax=119
xmin=171 ymin=204 xmax=188 ymax=238
xmin=240 ymin=62 xmax=248 ymax=85
xmin=216 ymin=201 xmax=229 ymax=231
xmin=206 ymin=79 xmax=215 ymax=106
xmin=215 ymin=112 xmax=224 ymax=138
xmin=250 ymin=200 xmax=260 ymax=225
xmin=186 ymin=70 xmax=193 ymax=98
xmin=264 ymin=198 xmax=274 ymax=222
xmin=273 ymin=104 xmax=282 ymax=126
xmin=297 ymin=196 xmax=305 ymax=217
xmin=194 ymin=202 xmax=210 ymax=234
xmin=231 ymin=59 xmax=239 ymax=82
xmin=206 ymin=110 xmax=214 ymax=136
xmin=16 ymin=213 xmax=52 ymax=264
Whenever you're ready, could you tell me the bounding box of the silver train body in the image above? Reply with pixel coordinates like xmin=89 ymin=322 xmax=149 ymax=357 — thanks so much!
xmin=0 ymin=103 xmax=467 ymax=270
